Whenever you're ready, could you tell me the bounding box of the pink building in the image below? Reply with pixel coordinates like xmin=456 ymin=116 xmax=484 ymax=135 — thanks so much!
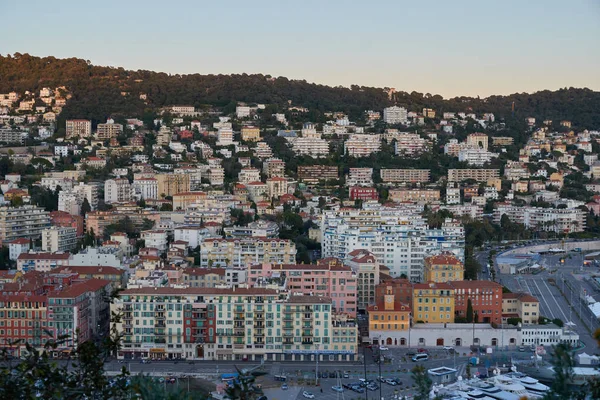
xmin=247 ymin=258 xmax=358 ymax=317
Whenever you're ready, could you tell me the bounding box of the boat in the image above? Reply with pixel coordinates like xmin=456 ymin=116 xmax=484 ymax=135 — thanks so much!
xmin=488 ymin=375 xmax=542 ymax=399
xmin=468 ymin=380 xmax=520 ymax=400
xmin=504 ymin=372 xmax=550 ymax=396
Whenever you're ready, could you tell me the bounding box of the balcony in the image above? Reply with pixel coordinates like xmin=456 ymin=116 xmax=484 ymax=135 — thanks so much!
xmin=155 ymin=314 xmax=166 ymax=320
xmin=302 ymin=340 xmax=314 ymax=345
xmin=155 ymin=331 xmax=165 ymax=336
xmin=155 ymin=322 xmax=166 ymax=328
xmin=283 ymin=332 xmax=294 ymax=337
xmin=283 ymin=340 xmax=294 ymax=345
xmin=234 ymin=330 xmax=245 ymax=337
xmin=234 ymin=344 xmax=245 ymax=349
xmin=283 ymin=315 xmax=293 ymax=322
xmin=253 ymin=323 xmax=264 ymax=329
xmin=254 ymin=332 xmax=265 ymax=337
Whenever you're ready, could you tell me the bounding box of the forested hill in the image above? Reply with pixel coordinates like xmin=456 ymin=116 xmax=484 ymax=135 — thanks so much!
xmin=1 ymin=53 xmax=600 ymax=129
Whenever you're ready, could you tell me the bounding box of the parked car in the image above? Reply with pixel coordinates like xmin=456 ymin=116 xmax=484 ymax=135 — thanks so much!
xmin=443 ymin=346 xmax=454 ymax=351
xmin=412 ymin=354 xmax=429 ymax=362
xmin=385 ymin=378 xmax=397 ymax=386
xmin=302 ymin=391 xmax=314 ymax=399
xmin=329 ymin=372 xmax=336 ymax=378
xmin=321 ymin=372 xmax=328 ymax=379
xmin=519 ymin=346 xmax=526 ymax=352
xmin=332 ymin=386 xmax=344 ymax=393
xmin=379 ymin=346 xmax=389 ymax=351
xmin=343 ymin=372 xmax=349 ymax=379
xmin=281 ymin=384 xmax=288 ymax=390
xmin=367 ymin=384 xmax=379 ymax=391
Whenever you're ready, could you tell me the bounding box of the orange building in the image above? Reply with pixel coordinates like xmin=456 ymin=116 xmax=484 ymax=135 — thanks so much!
xmin=449 ymin=280 xmax=503 ymax=325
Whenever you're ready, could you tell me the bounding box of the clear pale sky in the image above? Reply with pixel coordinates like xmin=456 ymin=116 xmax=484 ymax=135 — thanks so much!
xmin=1 ymin=0 xmax=599 ymax=98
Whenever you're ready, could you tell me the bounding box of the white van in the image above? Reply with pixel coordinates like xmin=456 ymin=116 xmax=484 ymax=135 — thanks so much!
xmin=412 ymin=353 xmax=429 ymax=362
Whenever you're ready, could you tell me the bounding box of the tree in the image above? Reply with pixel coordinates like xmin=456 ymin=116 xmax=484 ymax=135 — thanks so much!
xmin=81 ymin=197 xmax=92 ymax=216
xmin=224 ymin=366 xmax=265 ymax=400
xmin=545 ymin=344 xmax=575 ymax=399
xmin=552 ymin=318 xmax=564 ymax=328
xmin=411 ymin=365 xmax=432 ymax=400
xmin=466 ymin=299 xmax=474 ymax=323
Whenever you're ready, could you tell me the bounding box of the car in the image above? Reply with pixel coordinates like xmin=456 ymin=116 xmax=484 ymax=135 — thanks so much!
xmin=321 ymin=371 xmax=328 ymax=379
xmin=367 ymin=384 xmax=378 ymax=391
xmin=332 ymin=386 xmax=344 ymax=393
xmin=343 ymin=372 xmax=349 ymax=379
xmin=379 ymin=346 xmax=389 ymax=351
xmin=302 ymin=391 xmax=315 ymax=399
xmin=378 ymin=376 xmax=386 ymax=383
xmin=443 ymin=346 xmax=454 ymax=351
xmin=353 ymin=387 xmax=365 ymax=393
xmin=281 ymin=384 xmax=288 ymax=390
xmin=329 ymin=372 xmax=336 ymax=378
xmin=140 ymin=359 xmax=151 ymax=364
xmin=412 ymin=354 xmax=429 ymax=362
xmin=385 ymin=378 xmax=397 ymax=386
xmin=519 ymin=346 xmax=526 ymax=352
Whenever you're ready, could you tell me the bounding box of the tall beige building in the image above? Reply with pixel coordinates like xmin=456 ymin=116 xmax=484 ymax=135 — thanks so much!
xmin=66 ymin=119 xmax=91 ymax=139
xmin=156 ymin=174 xmax=191 ymax=197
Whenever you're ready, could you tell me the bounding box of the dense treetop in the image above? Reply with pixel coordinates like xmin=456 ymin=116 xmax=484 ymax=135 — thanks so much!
xmin=1 ymin=53 xmax=600 ymax=129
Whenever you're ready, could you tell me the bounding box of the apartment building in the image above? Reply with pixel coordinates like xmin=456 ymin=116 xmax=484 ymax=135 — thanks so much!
xmin=50 ymin=211 xmax=84 ymax=237
xmin=141 ymin=230 xmax=168 ymax=252
xmin=394 ymin=133 xmax=429 ymax=156
xmin=383 ymin=106 xmax=408 ymax=125
xmin=297 ymin=165 xmax=338 ymax=183
xmin=423 ymin=253 xmax=464 ymax=283
xmin=412 ymin=282 xmax=455 ymax=324
xmin=111 ymin=288 xmax=357 ymax=361
xmin=444 ymin=139 xmax=463 ymax=157
xmin=58 ymin=189 xmax=82 ymax=215
xmin=349 ymin=187 xmax=378 ymax=201
xmin=447 ymin=169 xmax=500 ymax=182
xmin=346 ymin=168 xmax=373 ymax=186
xmin=344 ymin=250 xmax=381 ymax=310
xmin=493 ymin=204 xmax=586 ymax=233
xmin=263 ymin=158 xmax=285 ymax=178
xmin=288 ymin=137 xmax=329 ymax=157
xmin=209 ymin=166 xmax=225 ymax=186
xmin=492 ymin=137 xmax=514 ymax=146
xmin=0 ymin=128 xmax=26 ymax=144
xmin=344 ymin=134 xmax=381 ymax=157
xmin=266 ymin=177 xmax=288 ymax=199
xmin=321 ymin=209 xmax=464 ymax=280
xmin=502 ymin=293 xmax=540 ymax=325
xmin=0 ymin=205 xmax=51 ymax=244
xmin=104 ymin=178 xmax=132 ymax=204
xmin=95 ymin=120 xmax=123 ymax=140
xmin=171 ymin=192 xmax=206 ymax=210
xmin=182 ymin=268 xmax=227 ymax=288
xmin=241 ymin=126 xmax=260 ymax=142
xmin=388 ymin=188 xmax=440 ymax=203
xmin=66 ymin=119 xmax=91 ymax=139
xmin=466 ymin=133 xmax=489 ymax=150
xmin=0 ymin=294 xmax=49 ymax=356
xmin=17 ymin=252 xmax=71 ymax=272
xmin=200 ymin=238 xmax=296 ymax=268
xmin=368 ymin=286 xmax=411 ymax=333
xmin=41 ymin=226 xmax=77 ymax=253
xmin=422 ymin=108 xmax=436 ymax=118
xmin=449 ymin=280 xmax=503 ymax=325
xmin=157 ymin=173 xmax=191 ymax=197
xmin=238 ymin=168 xmax=261 ymax=185
xmin=253 ymin=142 xmax=274 ymax=159
xmin=216 ymin=128 xmax=234 ymax=146
xmin=248 ymin=258 xmax=358 ymax=316
xmin=132 ymin=178 xmax=158 ymax=200
xmin=380 ymin=169 xmax=430 ymax=183
xmin=458 ymin=148 xmax=499 ymax=166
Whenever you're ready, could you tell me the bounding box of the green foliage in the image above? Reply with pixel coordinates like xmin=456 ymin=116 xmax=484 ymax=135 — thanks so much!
xmin=545 ymin=344 xmax=575 ymax=399
xmin=80 ymin=197 xmax=92 ymax=216
xmin=411 ymin=364 xmax=432 ymax=400
xmin=29 ymin=186 xmax=59 ymax=212
xmin=466 ymin=299 xmax=474 ymax=323
xmin=506 ymin=317 xmax=521 ymax=326
xmin=552 ymin=318 xmax=564 ymax=327
xmin=224 ymin=366 xmax=264 ymax=400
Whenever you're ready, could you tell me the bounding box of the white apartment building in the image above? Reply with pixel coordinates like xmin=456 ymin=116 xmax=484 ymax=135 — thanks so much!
xmin=41 ymin=176 xmax=76 ymax=191
xmin=254 ymin=142 xmax=274 ymax=159
xmin=209 ymin=166 xmax=225 ymax=186
xmin=170 ymin=106 xmax=196 ymax=115
xmin=132 ymin=178 xmax=158 ymax=200
xmin=41 ymin=226 xmax=77 ymax=253
xmin=346 ymin=168 xmax=373 ymax=186
xmin=141 ymin=230 xmax=168 ymax=252
xmin=66 ymin=119 xmax=92 ymax=139
xmin=320 ymin=209 xmax=464 ymax=281
xmin=466 ymin=133 xmax=489 ymax=150
xmin=174 ymin=225 xmax=213 ymax=249
xmin=238 ymin=168 xmax=261 ymax=185
xmin=216 ymin=128 xmax=234 ymax=146
xmin=458 ymin=148 xmax=499 ymax=166
xmin=200 ymin=238 xmax=296 ymax=268
xmin=301 ymin=123 xmax=321 ymax=138
xmin=380 ymin=169 xmax=430 ymax=183
xmin=383 ymin=106 xmax=408 ymax=125
xmin=444 ymin=139 xmax=463 ymax=156
xmin=246 ymin=182 xmax=268 ymax=202
xmin=394 ymin=133 xmax=429 ymax=156
xmin=104 ymin=178 xmax=132 ymax=204
xmin=58 ymin=189 xmax=82 ymax=215
xmin=494 ymin=205 xmax=586 ymax=233
xmin=288 ymin=137 xmax=329 ymax=157
xmin=445 ymin=185 xmax=461 ymax=204
xmin=0 ymin=206 xmax=51 ymax=244
xmin=0 ymin=128 xmax=27 ymax=144
xmin=236 ymin=106 xmax=251 ymax=118
xmin=73 ymin=182 xmax=99 ymax=210
xmin=344 ymin=134 xmax=381 ymax=157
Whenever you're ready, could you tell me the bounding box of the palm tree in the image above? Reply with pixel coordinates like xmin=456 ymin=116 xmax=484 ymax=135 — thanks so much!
xmin=224 ymin=366 xmax=265 ymax=400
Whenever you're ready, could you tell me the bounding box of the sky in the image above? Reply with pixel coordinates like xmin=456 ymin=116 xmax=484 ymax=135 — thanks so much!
xmin=1 ymin=0 xmax=599 ymax=98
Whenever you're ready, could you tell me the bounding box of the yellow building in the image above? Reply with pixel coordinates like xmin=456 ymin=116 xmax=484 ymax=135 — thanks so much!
xmin=367 ymin=285 xmax=410 ymax=331
xmin=423 ymin=253 xmax=464 ymax=283
xmin=156 ymin=173 xmax=191 ymax=197
xmin=241 ymin=126 xmax=261 ymax=142
xmin=172 ymin=191 xmax=207 ymax=210
xmin=502 ymin=292 xmax=540 ymax=325
xmin=412 ymin=282 xmax=455 ymax=323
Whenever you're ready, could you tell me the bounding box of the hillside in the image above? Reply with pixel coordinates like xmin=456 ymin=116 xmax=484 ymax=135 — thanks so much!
xmin=1 ymin=53 xmax=600 ymax=129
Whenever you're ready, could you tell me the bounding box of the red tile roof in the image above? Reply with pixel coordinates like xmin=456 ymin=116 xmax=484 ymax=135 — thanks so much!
xmin=17 ymin=252 xmax=70 ymax=261
xmin=503 ymin=292 xmax=539 ymax=302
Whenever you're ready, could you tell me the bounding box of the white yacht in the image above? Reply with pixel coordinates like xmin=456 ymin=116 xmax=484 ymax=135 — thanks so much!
xmin=488 ymin=375 xmax=542 ymax=399
xmin=504 ymin=372 xmax=550 ymax=396
xmin=467 ymin=380 xmax=520 ymax=400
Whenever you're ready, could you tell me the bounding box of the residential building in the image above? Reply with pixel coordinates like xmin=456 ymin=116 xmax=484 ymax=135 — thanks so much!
xmin=0 ymin=128 xmax=26 ymax=143
xmin=174 ymin=225 xmax=212 ymax=249
xmin=449 ymin=280 xmax=503 ymax=324
xmin=493 ymin=204 xmax=586 ymax=233
xmin=380 ymin=169 xmax=430 ymax=183
xmin=182 ymin=268 xmax=227 ymax=288
xmin=246 ymin=182 xmax=268 ymax=202
xmin=422 ymin=108 xmax=436 ymax=118
xmin=241 ymin=126 xmax=260 ymax=142
xmin=223 ymin=220 xmax=279 ymax=238
xmin=41 ymin=226 xmax=77 ymax=253
xmin=368 ymin=285 xmax=411 ymax=343
xmin=297 ymin=165 xmax=338 ymax=183
xmin=458 ymin=148 xmax=498 ymax=166
xmin=394 ymin=133 xmax=429 ymax=156
xmin=266 ymin=177 xmax=288 ymax=199
xmin=349 ymin=187 xmax=378 ymax=201
xmin=321 ymin=209 xmax=464 ymax=280
xmin=216 ymin=128 xmax=234 ymax=146
xmin=132 ymin=178 xmax=158 ymax=200
xmin=95 ymin=119 xmax=123 ymax=140
xmin=141 ymin=230 xmax=168 ymax=252
xmin=389 ymin=188 xmax=440 ymax=203
xmin=236 ymin=106 xmax=251 ymax=118
xmin=447 ymin=169 xmax=500 ymax=182
xmin=423 ymin=253 xmax=464 ymax=283
xmin=58 ymin=189 xmax=82 ymax=215
xmin=248 ymin=258 xmax=358 ymax=316
xmin=200 ymin=238 xmax=296 ymax=268
xmin=466 ymin=133 xmax=489 ymax=150
xmin=104 ymin=178 xmax=132 ymax=204
xmin=344 ymin=250 xmax=381 ymax=310
xmin=50 ymin=211 xmax=84 ymax=237
xmin=346 ymin=168 xmax=373 ymax=186
xmin=492 ymin=137 xmax=514 ymax=146
xmin=262 ymin=158 xmax=285 ymax=178
xmin=0 ymin=205 xmax=51 ymax=244
xmin=8 ymin=238 xmax=30 ymax=261
xmin=412 ymin=282 xmax=455 ymax=324
xmin=156 ymin=173 xmax=191 ymax=197
xmin=17 ymin=252 xmax=71 ymax=273
xmin=208 ymin=166 xmax=225 ymax=186
xmin=0 ymin=293 xmax=49 ymax=355
xmin=502 ymin=293 xmax=540 ymax=325
xmin=66 ymin=119 xmax=91 ymax=139
xmin=383 ymin=106 xmax=408 ymax=125
xmin=288 ymin=137 xmax=329 ymax=157
xmin=238 ymin=168 xmax=261 ymax=185
xmin=344 ymin=134 xmax=381 ymax=157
